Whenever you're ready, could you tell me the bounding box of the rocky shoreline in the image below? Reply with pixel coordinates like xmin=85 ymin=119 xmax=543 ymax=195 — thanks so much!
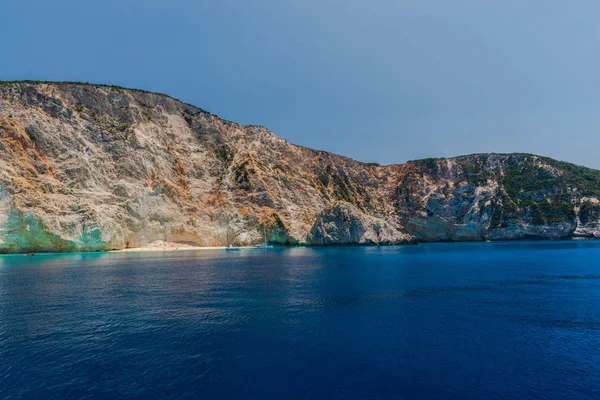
xmin=1 ymin=81 xmax=600 ymax=253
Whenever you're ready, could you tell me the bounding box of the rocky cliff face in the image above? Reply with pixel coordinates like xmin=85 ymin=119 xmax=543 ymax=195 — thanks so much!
xmin=0 ymin=81 xmax=599 ymax=253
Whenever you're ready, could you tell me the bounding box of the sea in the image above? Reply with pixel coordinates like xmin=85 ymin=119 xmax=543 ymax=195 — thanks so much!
xmin=1 ymin=241 xmax=600 ymax=399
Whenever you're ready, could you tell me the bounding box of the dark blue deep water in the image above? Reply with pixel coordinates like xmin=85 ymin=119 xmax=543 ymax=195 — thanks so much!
xmin=1 ymin=241 xmax=600 ymax=399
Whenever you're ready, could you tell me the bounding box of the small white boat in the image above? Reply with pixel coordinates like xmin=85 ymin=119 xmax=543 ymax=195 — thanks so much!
xmin=253 ymin=242 xmax=274 ymax=250
xmin=226 ymin=226 xmax=273 ymax=251
xmin=226 ymin=244 xmax=273 ymax=251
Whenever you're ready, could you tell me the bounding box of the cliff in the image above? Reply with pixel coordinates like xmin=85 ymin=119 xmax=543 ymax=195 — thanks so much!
xmin=0 ymin=81 xmax=599 ymax=253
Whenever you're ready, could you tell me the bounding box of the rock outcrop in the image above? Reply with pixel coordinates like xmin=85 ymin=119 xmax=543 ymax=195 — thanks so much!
xmin=0 ymin=81 xmax=599 ymax=253
xmin=309 ymin=202 xmax=411 ymax=245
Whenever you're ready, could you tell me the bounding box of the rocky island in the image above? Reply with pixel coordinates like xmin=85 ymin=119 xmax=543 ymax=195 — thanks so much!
xmin=1 ymin=81 xmax=599 ymax=253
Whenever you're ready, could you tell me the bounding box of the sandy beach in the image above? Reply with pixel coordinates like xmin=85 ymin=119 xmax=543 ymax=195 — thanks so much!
xmin=111 ymin=240 xmax=226 ymax=253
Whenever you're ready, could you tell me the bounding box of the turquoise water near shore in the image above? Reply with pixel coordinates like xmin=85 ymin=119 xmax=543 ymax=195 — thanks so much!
xmin=1 ymin=241 xmax=600 ymax=399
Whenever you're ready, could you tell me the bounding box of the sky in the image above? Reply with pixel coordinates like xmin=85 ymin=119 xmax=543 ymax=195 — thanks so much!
xmin=2 ymin=0 xmax=600 ymax=168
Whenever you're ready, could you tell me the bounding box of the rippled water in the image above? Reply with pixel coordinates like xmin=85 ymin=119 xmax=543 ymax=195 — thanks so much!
xmin=1 ymin=241 xmax=600 ymax=399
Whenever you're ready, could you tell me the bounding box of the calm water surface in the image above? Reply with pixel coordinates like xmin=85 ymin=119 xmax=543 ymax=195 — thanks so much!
xmin=1 ymin=241 xmax=600 ymax=399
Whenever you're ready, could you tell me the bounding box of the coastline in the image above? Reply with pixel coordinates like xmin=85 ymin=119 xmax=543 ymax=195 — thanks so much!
xmin=1 ymin=237 xmax=598 ymax=256
xmin=110 ymin=241 xmax=227 ymax=253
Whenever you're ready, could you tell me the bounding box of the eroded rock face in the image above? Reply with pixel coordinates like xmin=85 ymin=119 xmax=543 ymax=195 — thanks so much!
xmin=309 ymin=202 xmax=410 ymax=245
xmin=0 ymin=82 xmax=599 ymax=253
xmin=309 ymin=203 xmax=366 ymax=245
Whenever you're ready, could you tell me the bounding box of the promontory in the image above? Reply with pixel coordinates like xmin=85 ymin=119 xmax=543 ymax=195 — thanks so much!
xmin=1 ymin=81 xmax=599 ymax=253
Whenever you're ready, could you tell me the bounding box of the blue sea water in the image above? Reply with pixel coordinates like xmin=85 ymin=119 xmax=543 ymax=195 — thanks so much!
xmin=1 ymin=241 xmax=600 ymax=399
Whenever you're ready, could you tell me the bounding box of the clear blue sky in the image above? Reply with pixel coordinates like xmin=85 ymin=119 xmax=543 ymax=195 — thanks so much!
xmin=2 ymin=0 xmax=600 ymax=168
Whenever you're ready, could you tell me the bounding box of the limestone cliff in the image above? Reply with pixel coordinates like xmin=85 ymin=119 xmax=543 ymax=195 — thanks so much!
xmin=0 ymin=81 xmax=599 ymax=253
